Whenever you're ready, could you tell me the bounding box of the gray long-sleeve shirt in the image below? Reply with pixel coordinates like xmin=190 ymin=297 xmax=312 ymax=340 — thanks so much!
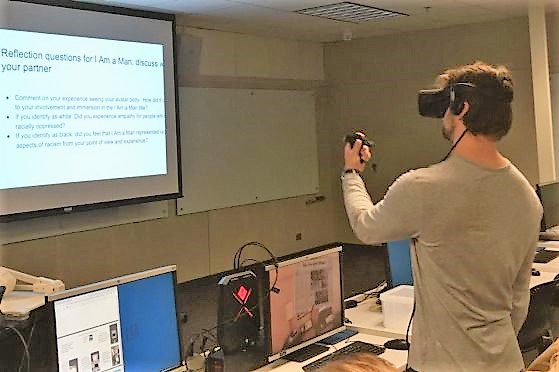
xmin=342 ymin=155 xmax=542 ymax=372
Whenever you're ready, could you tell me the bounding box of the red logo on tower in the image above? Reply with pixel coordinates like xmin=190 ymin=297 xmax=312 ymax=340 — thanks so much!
xmin=233 ymin=285 xmax=253 ymax=320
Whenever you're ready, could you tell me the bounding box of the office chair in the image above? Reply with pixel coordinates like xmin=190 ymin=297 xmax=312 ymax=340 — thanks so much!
xmin=518 ymin=280 xmax=559 ymax=354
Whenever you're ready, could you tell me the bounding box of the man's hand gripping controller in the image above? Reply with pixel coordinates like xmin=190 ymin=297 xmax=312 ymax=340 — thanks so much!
xmin=344 ymin=132 xmax=374 ymax=164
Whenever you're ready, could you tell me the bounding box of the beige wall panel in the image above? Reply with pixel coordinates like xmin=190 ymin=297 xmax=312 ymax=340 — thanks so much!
xmin=268 ymin=39 xmax=299 ymax=79
xmin=235 ymin=34 xmax=270 ymax=77
xmin=499 ymin=70 xmax=539 ymax=184
xmin=198 ymin=30 xmax=236 ymax=76
xmin=314 ymin=87 xmax=358 ymax=244
xmin=326 ymin=18 xmax=531 ymax=85
xmin=0 ymin=237 xmax=63 ymax=282
xmin=548 ymin=12 xmax=559 ymax=73
xmin=0 ymin=208 xmax=209 ymax=288
xmin=207 ymin=196 xmax=339 ymax=274
xmin=298 ymin=41 xmax=324 ymax=80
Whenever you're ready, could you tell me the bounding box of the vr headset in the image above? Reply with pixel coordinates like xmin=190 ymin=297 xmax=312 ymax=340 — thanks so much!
xmin=418 ymin=82 xmax=475 ymax=118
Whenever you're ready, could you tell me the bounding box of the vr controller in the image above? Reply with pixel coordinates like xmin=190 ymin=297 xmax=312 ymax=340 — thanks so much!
xmin=344 ymin=132 xmax=374 ymax=165
xmin=344 ymin=133 xmax=374 ymax=149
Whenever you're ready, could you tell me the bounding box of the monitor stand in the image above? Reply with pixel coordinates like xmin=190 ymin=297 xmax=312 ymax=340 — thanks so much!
xmin=283 ymin=343 xmax=329 ymax=363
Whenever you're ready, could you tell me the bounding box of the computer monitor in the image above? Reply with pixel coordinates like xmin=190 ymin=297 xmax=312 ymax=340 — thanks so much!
xmin=47 ymin=266 xmax=182 ymax=372
xmin=265 ymin=246 xmax=344 ymax=362
xmin=385 ymin=239 xmax=413 ymax=288
xmin=536 ymin=181 xmax=559 ymax=231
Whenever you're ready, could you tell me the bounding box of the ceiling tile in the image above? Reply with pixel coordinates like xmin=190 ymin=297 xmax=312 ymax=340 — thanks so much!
xmin=148 ymin=0 xmax=234 ymax=13
xmin=91 ymin=0 xmax=161 ymax=5
xmin=459 ymin=0 xmax=528 ymax=16
xmin=180 ymin=11 xmax=333 ymax=42
xmin=355 ymin=0 xmax=470 ymax=16
xmin=228 ymin=0 xmax=338 ymax=11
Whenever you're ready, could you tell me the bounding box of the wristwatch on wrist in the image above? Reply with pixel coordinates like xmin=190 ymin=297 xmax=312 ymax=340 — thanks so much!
xmin=341 ymin=168 xmax=360 ymax=179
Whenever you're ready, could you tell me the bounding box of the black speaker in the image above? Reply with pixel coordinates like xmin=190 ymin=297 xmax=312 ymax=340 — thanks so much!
xmin=217 ymin=270 xmax=260 ymax=355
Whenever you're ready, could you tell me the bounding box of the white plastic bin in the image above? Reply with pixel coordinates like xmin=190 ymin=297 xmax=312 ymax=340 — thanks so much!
xmin=379 ymin=285 xmax=414 ymax=331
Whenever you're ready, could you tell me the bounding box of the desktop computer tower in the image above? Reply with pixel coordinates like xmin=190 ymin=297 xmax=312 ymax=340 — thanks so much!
xmin=217 ymin=270 xmax=260 ymax=355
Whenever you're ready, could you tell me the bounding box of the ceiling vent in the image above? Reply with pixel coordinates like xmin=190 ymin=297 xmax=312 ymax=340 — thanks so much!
xmin=296 ymin=1 xmax=408 ymax=23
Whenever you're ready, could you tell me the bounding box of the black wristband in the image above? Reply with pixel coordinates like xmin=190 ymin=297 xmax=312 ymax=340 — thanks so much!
xmin=342 ymin=169 xmax=361 ymax=178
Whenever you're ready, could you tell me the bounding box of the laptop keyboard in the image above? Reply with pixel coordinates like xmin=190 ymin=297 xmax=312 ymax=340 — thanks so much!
xmin=302 ymin=341 xmax=385 ymax=371
xmin=534 ymin=249 xmax=559 ymax=263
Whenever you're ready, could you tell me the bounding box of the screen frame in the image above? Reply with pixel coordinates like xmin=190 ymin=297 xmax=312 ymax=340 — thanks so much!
xmin=1 ymin=0 xmax=182 ymax=221
xmin=264 ymin=246 xmax=345 ymax=362
xmin=536 ymin=180 xmax=559 ymax=231
xmin=46 ymin=265 xmax=182 ymax=372
xmin=384 ymin=239 xmax=413 ymax=289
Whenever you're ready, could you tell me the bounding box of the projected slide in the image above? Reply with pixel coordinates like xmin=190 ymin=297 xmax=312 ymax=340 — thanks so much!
xmin=0 ymin=28 xmax=166 ymax=189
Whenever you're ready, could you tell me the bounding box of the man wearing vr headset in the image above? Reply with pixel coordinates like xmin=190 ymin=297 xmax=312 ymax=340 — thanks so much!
xmin=342 ymin=61 xmax=542 ymax=371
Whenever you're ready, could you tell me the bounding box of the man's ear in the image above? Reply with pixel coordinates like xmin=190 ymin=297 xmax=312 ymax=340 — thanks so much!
xmin=457 ymin=101 xmax=470 ymax=119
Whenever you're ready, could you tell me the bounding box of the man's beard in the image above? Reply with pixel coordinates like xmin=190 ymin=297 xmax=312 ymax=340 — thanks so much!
xmin=442 ymin=122 xmax=454 ymax=142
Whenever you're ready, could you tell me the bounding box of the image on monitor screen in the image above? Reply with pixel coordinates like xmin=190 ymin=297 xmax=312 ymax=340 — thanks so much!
xmin=48 ymin=266 xmax=181 ymax=372
xmin=266 ymin=247 xmax=344 ymax=362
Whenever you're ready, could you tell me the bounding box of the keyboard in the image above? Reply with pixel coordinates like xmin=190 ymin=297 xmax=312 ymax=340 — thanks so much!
xmin=320 ymin=329 xmax=359 ymax=345
xmin=534 ymin=249 xmax=559 ymax=263
xmin=302 ymin=341 xmax=385 ymax=371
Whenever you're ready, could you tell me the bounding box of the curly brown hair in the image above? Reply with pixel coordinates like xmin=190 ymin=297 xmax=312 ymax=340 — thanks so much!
xmin=435 ymin=61 xmax=514 ymax=140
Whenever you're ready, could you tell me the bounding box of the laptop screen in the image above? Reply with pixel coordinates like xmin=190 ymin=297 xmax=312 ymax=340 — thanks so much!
xmin=49 ymin=267 xmax=181 ymax=372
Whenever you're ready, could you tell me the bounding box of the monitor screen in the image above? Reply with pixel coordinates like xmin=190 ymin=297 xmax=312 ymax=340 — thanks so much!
xmin=385 ymin=239 xmax=413 ymax=288
xmin=48 ymin=266 xmax=181 ymax=372
xmin=266 ymin=247 xmax=344 ymax=362
xmin=342 ymin=243 xmax=386 ymax=298
xmin=536 ymin=181 xmax=559 ymax=231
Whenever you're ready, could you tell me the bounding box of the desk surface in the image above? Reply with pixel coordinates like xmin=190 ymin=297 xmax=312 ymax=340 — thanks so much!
xmin=345 ymin=268 xmax=558 ymax=340
xmin=253 ymin=333 xmax=408 ymax=372
xmin=345 ymin=296 xmax=409 ymax=339
xmin=531 ymin=270 xmax=557 ymax=287
xmin=538 ymin=241 xmax=559 ymax=250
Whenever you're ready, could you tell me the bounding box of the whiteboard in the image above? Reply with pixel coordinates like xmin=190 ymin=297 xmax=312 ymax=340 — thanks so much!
xmin=177 ymin=87 xmax=319 ymax=214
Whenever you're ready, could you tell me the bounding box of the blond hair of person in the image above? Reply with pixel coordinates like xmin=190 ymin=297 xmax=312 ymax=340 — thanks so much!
xmin=319 ymin=352 xmax=397 ymax=372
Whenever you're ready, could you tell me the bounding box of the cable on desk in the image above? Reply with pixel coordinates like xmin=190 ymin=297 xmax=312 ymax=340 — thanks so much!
xmin=17 ymin=314 xmax=36 ymax=372
xmin=5 ymin=326 xmax=30 ymax=372
xmin=404 ymin=302 xmax=415 ymax=371
xmin=356 ymin=281 xmax=387 ymax=304
xmin=316 ymin=342 xmax=338 ymax=352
